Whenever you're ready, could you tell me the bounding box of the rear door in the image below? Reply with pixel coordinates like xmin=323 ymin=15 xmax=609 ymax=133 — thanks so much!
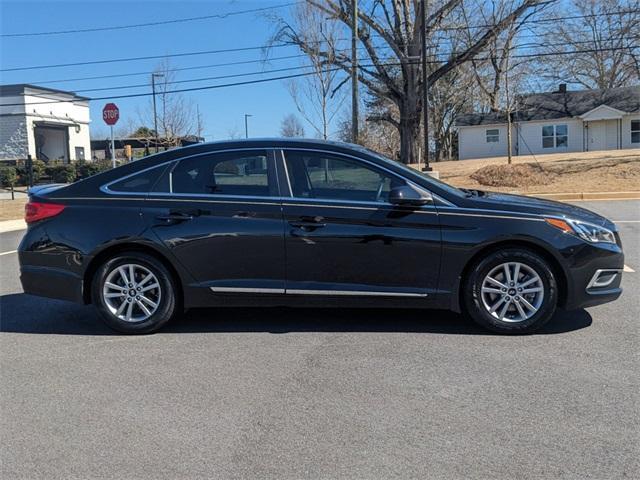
xmin=279 ymin=148 xmax=441 ymax=297
xmin=143 ymin=148 xmax=286 ymax=293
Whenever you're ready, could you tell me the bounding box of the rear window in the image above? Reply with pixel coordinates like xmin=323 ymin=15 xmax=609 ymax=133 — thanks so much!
xmin=108 ymin=164 xmax=169 ymax=193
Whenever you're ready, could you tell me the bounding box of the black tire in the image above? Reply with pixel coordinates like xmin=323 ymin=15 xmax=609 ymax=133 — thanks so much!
xmin=91 ymin=252 xmax=178 ymax=334
xmin=463 ymin=248 xmax=558 ymax=334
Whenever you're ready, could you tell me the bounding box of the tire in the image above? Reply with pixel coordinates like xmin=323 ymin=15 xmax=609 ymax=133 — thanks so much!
xmin=91 ymin=251 xmax=178 ymax=334
xmin=463 ymin=248 xmax=558 ymax=334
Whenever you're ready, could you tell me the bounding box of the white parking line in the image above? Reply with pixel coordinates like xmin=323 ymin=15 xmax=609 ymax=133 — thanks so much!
xmin=624 ymin=265 xmax=635 ymax=273
xmin=0 ymin=250 xmax=17 ymax=257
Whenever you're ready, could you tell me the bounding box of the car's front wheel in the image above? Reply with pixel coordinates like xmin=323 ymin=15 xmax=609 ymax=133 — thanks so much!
xmin=463 ymin=248 xmax=558 ymax=334
xmin=92 ymin=252 xmax=178 ymax=334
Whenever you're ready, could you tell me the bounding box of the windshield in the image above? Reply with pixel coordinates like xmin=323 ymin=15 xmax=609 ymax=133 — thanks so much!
xmin=355 ymin=146 xmax=465 ymax=197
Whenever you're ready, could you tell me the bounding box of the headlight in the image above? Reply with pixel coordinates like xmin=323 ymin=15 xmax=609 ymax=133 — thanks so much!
xmin=545 ymin=217 xmax=616 ymax=244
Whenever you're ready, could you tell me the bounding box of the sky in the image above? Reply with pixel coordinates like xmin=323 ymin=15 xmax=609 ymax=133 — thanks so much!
xmin=0 ymin=0 xmax=340 ymax=141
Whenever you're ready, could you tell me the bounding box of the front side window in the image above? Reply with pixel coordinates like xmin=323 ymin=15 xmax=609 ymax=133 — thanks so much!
xmin=283 ymin=150 xmax=402 ymax=203
xmin=542 ymin=124 xmax=568 ymax=148
xmin=154 ymin=150 xmax=274 ymax=197
xmin=631 ymin=120 xmax=640 ymax=143
xmin=486 ymin=129 xmax=499 ymax=143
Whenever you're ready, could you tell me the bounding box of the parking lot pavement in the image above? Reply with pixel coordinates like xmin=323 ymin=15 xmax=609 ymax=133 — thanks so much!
xmin=1 ymin=200 xmax=638 ymax=480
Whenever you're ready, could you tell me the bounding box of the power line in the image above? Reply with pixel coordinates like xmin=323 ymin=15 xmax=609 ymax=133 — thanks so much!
xmin=0 ymin=2 xmax=301 ymax=38
xmin=40 ymin=37 xmax=635 ymax=96
xmin=6 ymin=45 xmax=637 ymax=108
xmin=4 ymin=7 xmax=639 ymax=73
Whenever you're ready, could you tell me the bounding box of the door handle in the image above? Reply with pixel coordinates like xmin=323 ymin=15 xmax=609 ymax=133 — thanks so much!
xmin=156 ymin=212 xmax=194 ymax=223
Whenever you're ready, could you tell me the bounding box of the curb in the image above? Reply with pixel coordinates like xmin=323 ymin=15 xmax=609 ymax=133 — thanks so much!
xmin=0 ymin=219 xmax=27 ymax=233
xmin=530 ymin=191 xmax=640 ymax=201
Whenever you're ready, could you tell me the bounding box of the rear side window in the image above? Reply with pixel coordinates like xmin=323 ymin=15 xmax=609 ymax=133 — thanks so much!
xmin=154 ymin=150 xmax=275 ymax=197
xmin=108 ymin=164 xmax=169 ymax=193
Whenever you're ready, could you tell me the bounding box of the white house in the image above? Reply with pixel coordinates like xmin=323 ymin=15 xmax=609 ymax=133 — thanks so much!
xmin=455 ymin=85 xmax=640 ymax=160
xmin=0 ymin=84 xmax=91 ymax=162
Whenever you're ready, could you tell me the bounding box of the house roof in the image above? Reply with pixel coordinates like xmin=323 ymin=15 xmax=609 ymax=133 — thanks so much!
xmin=455 ymin=85 xmax=640 ymax=126
xmin=0 ymin=83 xmax=90 ymax=102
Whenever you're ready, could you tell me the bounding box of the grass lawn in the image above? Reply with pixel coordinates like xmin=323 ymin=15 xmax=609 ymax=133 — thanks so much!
xmin=0 ymin=197 xmax=27 ymax=222
xmin=418 ymin=148 xmax=640 ymax=194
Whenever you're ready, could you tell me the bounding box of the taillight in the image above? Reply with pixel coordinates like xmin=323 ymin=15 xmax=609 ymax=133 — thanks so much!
xmin=25 ymin=201 xmax=65 ymax=224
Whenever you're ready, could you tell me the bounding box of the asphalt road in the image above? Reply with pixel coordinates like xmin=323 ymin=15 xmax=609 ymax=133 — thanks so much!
xmin=1 ymin=200 xmax=638 ymax=480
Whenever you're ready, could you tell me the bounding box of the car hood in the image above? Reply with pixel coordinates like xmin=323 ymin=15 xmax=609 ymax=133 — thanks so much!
xmin=467 ymin=191 xmax=612 ymax=227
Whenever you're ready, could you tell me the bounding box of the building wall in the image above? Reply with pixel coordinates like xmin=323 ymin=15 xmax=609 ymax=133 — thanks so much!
xmin=622 ymin=114 xmax=640 ymax=150
xmin=516 ymin=118 xmax=584 ymax=156
xmin=0 ymin=115 xmax=29 ymax=159
xmin=0 ymin=91 xmax=91 ymax=161
xmin=457 ymin=125 xmax=511 ymax=159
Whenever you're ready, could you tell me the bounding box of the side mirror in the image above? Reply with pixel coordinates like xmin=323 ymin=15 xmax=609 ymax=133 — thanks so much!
xmin=388 ymin=184 xmax=432 ymax=206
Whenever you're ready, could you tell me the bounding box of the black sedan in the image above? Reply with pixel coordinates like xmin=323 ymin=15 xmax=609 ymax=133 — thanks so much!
xmin=19 ymin=139 xmax=624 ymax=334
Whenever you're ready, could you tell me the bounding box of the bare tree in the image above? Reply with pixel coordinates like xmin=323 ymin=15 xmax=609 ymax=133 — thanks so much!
xmin=138 ymin=58 xmax=203 ymax=149
xmin=276 ymin=0 xmax=553 ymax=164
xmin=276 ymin=2 xmax=348 ymax=139
xmin=538 ymin=0 xmax=640 ymax=90
xmin=280 ymin=114 xmax=306 ymax=137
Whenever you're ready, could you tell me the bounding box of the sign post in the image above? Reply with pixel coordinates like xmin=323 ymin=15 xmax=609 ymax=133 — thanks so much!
xmin=102 ymin=103 xmax=120 ymax=168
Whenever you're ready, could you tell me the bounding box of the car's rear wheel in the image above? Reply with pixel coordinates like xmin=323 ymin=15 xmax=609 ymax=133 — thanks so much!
xmin=92 ymin=252 xmax=178 ymax=334
xmin=463 ymin=248 xmax=558 ymax=334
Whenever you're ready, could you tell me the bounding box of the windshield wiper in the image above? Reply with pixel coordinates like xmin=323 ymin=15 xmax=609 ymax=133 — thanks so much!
xmin=460 ymin=188 xmax=486 ymax=198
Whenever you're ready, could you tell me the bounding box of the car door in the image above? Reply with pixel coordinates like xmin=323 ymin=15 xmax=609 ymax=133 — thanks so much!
xmin=279 ymin=148 xmax=441 ymax=297
xmin=143 ymin=148 xmax=286 ymax=293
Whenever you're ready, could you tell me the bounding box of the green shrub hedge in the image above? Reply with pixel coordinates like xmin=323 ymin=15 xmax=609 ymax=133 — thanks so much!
xmin=0 ymin=165 xmax=18 ymax=187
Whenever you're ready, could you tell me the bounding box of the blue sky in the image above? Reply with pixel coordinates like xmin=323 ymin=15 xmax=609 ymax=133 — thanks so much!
xmin=0 ymin=0 xmax=338 ymax=140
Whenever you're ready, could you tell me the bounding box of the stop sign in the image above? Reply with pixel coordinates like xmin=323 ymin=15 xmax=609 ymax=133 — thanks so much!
xmin=102 ymin=103 xmax=119 ymax=126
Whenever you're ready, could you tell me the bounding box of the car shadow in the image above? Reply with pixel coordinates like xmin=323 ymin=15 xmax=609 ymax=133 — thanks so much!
xmin=0 ymin=293 xmax=593 ymax=336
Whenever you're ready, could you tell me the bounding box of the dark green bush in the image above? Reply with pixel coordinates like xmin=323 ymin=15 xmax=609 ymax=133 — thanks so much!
xmin=76 ymin=159 xmax=112 ymax=179
xmin=46 ymin=164 xmax=77 ymax=184
xmin=0 ymin=166 xmax=18 ymax=187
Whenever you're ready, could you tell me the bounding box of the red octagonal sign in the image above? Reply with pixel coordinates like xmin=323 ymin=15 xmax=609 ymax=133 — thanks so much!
xmin=102 ymin=103 xmax=119 ymax=126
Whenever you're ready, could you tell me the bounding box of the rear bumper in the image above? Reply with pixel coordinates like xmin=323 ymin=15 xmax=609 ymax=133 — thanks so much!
xmin=20 ymin=265 xmax=84 ymax=304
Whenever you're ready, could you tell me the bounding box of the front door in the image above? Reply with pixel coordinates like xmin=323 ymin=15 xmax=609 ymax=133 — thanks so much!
xmin=144 ymin=149 xmax=286 ymax=293
xmin=588 ymin=121 xmax=606 ymax=151
xmin=279 ymin=149 xmax=441 ymax=297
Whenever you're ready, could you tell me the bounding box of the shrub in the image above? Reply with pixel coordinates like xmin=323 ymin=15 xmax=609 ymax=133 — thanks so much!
xmin=470 ymin=163 xmax=554 ymax=188
xmin=76 ymin=159 xmax=112 ymax=179
xmin=0 ymin=166 xmax=18 ymax=187
xmin=46 ymin=164 xmax=77 ymax=184
xmin=31 ymin=159 xmax=46 ymax=183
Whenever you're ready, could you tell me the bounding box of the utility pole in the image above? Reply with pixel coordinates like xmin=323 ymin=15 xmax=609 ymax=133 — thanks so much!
xmin=244 ymin=114 xmax=252 ymax=138
xmin=151 ymin=73 xmax=164 ymax=153
xmin=351 ymin=0 xmax=359 ymax=144
xmin=421 ymin=0 xmax=431 ymax=171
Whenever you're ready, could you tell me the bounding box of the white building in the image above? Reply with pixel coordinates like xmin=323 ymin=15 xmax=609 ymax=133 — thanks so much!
xmin=0 ymin=84 xmax=91 ymax=162
xmin=455 ymin=85 xmax=640 ymax=160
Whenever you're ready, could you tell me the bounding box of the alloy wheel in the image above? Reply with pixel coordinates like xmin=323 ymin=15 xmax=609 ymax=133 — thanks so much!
xmin=102 ymin=263 xmax=162 ymax=323
xmin=480 ymin=262 xmax=544 ymax=323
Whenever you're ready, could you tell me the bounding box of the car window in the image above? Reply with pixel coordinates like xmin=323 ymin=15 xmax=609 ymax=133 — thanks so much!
xmin=154 ymin=150 xmax=274 ymax=197
xmin=109 ymin=164 xmax=169 ymax=193
xmin=284 ymin=150 xmax=402 ymax=203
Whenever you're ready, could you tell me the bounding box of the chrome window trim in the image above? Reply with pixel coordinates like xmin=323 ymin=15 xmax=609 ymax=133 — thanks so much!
xmin=279 ymin=147 xmax=436 ymax=203
xmin=100 ymin=147 xmax=272 ymax=196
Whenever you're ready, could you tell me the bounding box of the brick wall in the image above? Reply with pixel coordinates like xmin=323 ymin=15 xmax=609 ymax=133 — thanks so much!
xmin=0 ymin=116 xmax=29 ymax=160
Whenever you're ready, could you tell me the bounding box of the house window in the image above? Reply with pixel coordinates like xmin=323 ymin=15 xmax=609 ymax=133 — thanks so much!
xmin=542 ymin=124 xmax=568 ymax=148
xmin=631 ymin=120 xmax=640 ymax=144
xmin=75 ymin=147 xmax=85 ymax=160
xmin=486 ymin=129 xmax=499 ymax=143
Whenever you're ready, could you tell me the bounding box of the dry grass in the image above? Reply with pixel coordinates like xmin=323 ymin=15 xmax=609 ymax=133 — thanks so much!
xmin=416 ymin=148 xmax=640 ymax=194
xmin=0 ymin=197 xmax=27 ymax=221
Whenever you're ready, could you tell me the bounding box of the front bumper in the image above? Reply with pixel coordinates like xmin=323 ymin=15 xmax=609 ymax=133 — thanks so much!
xmin=563 ymin=244 xmax=624 ymax=310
